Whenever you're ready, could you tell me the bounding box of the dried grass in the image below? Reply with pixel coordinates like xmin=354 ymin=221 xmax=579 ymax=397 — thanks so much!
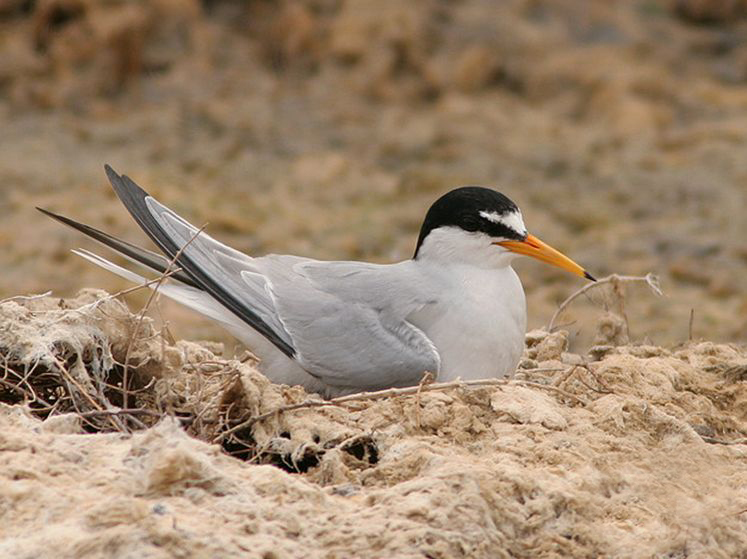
xmin=2 ymin=289 xmax=747 ymax=557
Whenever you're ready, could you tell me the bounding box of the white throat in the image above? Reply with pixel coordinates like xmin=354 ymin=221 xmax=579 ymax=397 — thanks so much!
xmin=416 ymin=226 xmax=518 ymax=269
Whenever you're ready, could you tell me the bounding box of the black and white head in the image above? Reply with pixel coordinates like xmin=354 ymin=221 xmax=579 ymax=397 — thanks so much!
xmin=414 ymin=187 xmax=594 ymax=280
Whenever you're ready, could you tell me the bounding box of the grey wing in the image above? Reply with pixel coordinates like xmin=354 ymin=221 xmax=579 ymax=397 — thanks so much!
xmin=255 ymin=258 xmax=441 ymax=391
xmin=104 ymin=165 xmax=295 ymax=357
xmin=105 ymin=165 xmax=439 ymax=390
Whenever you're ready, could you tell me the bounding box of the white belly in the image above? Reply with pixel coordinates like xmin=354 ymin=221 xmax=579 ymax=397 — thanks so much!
xmin=408 ymin=264 xmax=527 ymax=381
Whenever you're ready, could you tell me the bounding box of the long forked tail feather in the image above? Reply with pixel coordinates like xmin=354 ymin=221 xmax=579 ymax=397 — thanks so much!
xmin=36 ymin=207 xmax=199 ymax=288
xmin=72 ymin=248 xmax=254 ymax=329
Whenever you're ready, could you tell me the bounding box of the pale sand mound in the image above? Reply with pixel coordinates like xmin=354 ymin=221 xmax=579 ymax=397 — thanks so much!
xmin=1 ymin=291 xmax=746 ymax=558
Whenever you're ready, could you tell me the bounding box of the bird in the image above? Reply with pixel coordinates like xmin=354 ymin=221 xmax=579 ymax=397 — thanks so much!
xmin=38 ymin=165 xmax=594 ymax=398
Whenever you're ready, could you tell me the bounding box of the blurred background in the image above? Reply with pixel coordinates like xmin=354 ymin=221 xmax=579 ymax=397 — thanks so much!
xmin=1 ymin=0 xmax=746 ymax=351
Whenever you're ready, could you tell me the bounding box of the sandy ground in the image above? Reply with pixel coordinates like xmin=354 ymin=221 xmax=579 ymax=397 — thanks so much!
xmin=1 ymin=0 xmax=746 ymax=349
xmin=2 ymin=290 xmax=747 ymax=558
xmin=2 ymin=1 xmax=747 ymax=557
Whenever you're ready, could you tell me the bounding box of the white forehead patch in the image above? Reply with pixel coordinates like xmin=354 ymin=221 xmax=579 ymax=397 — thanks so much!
xmin=479 ymin=209 xmax=527 ymax=236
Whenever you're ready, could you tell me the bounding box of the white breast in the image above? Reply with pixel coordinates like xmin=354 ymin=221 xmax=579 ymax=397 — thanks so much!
xmin=407 ymin=263 xmax=527 ymax=381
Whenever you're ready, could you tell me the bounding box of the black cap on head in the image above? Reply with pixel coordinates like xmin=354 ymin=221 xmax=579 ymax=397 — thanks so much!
xmin=414 ymin=187 xmax=525 ymax=257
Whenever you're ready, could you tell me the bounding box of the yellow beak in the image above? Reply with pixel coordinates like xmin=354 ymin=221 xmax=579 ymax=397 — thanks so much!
xmin=497 ymin=233 xmax=595 ymax=281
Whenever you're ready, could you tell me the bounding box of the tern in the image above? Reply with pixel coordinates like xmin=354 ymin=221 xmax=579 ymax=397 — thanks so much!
xmin=39 ymin=166 xmax=594 ymax=397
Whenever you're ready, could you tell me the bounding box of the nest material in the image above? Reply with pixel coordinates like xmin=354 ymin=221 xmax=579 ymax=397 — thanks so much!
xmin=0 ymin=289 xmax=381 ymax=473
xmin=3 ymin=290 xmax=747 ymax=558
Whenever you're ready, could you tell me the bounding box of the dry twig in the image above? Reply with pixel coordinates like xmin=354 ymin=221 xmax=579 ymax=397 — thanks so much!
xmin=76 ymin=408 xmax=165 ymax=419
xmin=548 ymin=273 xmax=662 ymax=332
xmin=689 ymin=308 xmax=695 ymax=341
xmin=414 ymin=371 xmax=435 ymax=429
xmin=120 ymin=223 xmax=207 ymax=412
xmin=0 ymin=291 xmax=52 ymax=305
xmin=700 ymin=435 xmax=747 ymax=446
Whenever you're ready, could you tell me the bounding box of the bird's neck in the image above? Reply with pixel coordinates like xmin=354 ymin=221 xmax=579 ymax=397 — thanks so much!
xmin=414 ymin=227 xmax=518 ymax=270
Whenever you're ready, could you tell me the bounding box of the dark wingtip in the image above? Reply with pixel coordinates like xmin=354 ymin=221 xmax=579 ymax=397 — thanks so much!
xmin=36 ymin=206 xmax=64 ymax=221
xmin=104 ymin=163 xmax=119 ymax=181
xmin=584 ymin=271 xmax=596 ymax=282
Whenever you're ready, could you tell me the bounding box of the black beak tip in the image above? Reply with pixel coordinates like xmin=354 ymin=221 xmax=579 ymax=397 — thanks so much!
xmin=584 ymin=271 xmax=597 ymax=282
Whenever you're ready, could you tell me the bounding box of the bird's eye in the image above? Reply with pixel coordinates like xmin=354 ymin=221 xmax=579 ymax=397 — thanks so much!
xmin=461 ymin=215 xmax=480 ymax=231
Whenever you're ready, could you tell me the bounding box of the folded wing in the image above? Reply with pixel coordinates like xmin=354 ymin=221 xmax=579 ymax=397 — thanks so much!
xmin=40 ymin=165 xmax=441 ymax=392
xmin=254 ymin=257 xmax=441 ymax=390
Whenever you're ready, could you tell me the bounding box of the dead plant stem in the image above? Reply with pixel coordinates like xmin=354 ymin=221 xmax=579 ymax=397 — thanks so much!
xmin=548 ymin=273 xmax=662 ymax=332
